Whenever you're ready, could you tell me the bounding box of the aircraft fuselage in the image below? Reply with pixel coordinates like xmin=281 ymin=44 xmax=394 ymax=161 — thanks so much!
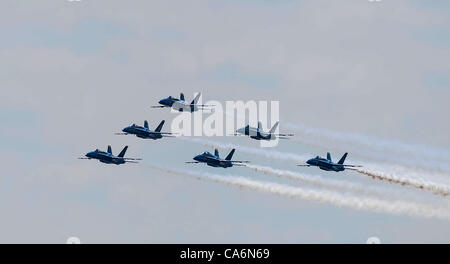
xmin=122 ymin=126 xmax=163 ymax=140
xmin=193 ymin=154 xmax=233 ymax=168
xmin=236 ymin=126 xmax=273 ymax=141
xmin=85 ymin=151 xmax=125 ymax=165
xmin=158 ymin=98 xmax=198 ymax=112
xmin=306 ymin=158 xmax=345 ymax=172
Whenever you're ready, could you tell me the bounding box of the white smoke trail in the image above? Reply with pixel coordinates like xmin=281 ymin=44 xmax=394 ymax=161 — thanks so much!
xmin=182 ymin=137 xmax=450 ymax=196
xmin=145 ymin=164 xmax=450 ymax=220
xmin=351 ymin=166 xmax=450 ymax=197
xmin=183 ymin=137 xmax=311 ymax=162
xmin=286 ymin=123 xmax=450 ymax=173
xmin=244 ymin=164 xmax=403 ymax=199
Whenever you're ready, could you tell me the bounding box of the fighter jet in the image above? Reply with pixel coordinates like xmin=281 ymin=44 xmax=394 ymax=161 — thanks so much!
xmin=151 ymin=93 xmax=213 ymax=112
xmin=116 ymin=120 xmax=174 ymax=140
xmin=298 ymin=152 xmax=361 ymax=172
xmin=186 ymin=148 xmax=249 ymax=168
xmin=79 ymin=145 xmax=141 ymax=165
xmin=235 ymin=121 xmax=294 ymax=140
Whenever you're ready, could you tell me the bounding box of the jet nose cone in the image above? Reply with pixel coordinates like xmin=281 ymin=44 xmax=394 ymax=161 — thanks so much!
xmin=122 ymin=127 xmax=129 ymax=133
xmin=194 ymin=155 xmax=201 ymax=161
xmin=159 ymin=99 xmax=167 ymax=105
xmin=306 ymin=159 xmax=313 ymax=165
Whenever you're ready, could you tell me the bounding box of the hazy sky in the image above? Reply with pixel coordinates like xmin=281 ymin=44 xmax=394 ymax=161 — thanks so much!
xmin=1 ymin=0 xmax=450 ymax=243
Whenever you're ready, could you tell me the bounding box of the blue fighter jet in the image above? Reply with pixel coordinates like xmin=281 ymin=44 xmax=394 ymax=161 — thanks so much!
xmin=186 ymin=148 xmax=249 ymax=168
xmin=79 ymin=145 xmax=141 ymax=165
xmin=298 ymin=152 xmax=361 ymax=172
xmin=151 ymin=93 xmax=214 ymax=112
xmin=116 ymin=120 xmax=174 ymax=140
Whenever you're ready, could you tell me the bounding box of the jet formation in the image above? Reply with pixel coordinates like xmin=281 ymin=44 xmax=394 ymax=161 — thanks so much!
xmin=80 ymin=92 xmax=361 ymax=172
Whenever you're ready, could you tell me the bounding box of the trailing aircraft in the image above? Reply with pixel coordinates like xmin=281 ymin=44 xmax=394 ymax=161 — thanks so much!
xmin=298 ymin=152 xmax=361 ymax=172
xmin=186 ymin=148 xmax=249 ymax=168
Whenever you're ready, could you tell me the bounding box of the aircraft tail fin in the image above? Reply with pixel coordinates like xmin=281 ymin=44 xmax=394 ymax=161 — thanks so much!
xmin=144 ymin=120 xmax=149 ymax=129
xmin=269 ymin=121 xmax=279 ymax=134
xmin=257 ymin=122 xmax=263 ymax=130
xmin=180 ymin=93 xmax=185 ymax=101
xmin=338 ymin=153 xmax=348 ymax=165
xmin=214 ymin=148 xmax=219 ymax=157
xmin=225 ymin=149 xmax=235 ymax=161
xmin=190 ymin=93 xmax=201 ymax=105
xmin=155 ymin=120 xmax=165 ymax=132
xmin=327 ymin=152 xmax=332 ymax=161
xmin=107 ymin=145 xmax=112 ymax=154
xmin=118 ymin=146 xmax=128 ymax=158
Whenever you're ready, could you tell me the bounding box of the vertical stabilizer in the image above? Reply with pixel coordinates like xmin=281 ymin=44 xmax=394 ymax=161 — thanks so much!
xmin=118 ymin=146 xmax=128 ymax=158
xmin=190 ymin=93 xmax=201 ymax=105
xmin=338 ymin=153 xmax=348 ymax=165
xmin=225 ymin=149 xmax=235 ymax=161
xmin=155 ymin=120 xmax=165 ymax=132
